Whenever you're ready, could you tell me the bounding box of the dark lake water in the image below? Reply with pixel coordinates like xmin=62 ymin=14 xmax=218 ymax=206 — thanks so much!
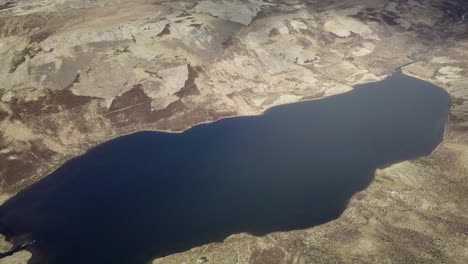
xmin=0 ymin=71 xmax=449 ymax=264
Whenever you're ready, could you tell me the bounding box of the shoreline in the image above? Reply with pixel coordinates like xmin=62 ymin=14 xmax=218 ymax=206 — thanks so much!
xmin=0 ymin=68 xmax=437 ymax=204
xmin=0 ymin=70 xmax=453 ymax=264
xmin=0 ymin=72 xmax=390 ymax=205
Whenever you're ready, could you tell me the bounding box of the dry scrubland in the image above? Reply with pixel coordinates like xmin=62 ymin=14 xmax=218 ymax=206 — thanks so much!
xmin=0 ymin=0 xmax=467 ymax=263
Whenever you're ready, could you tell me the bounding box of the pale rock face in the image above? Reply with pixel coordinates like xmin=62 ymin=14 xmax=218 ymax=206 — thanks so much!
xmin=436 ymin=66 xmax=465 ymax=84
xmin=438 ymin=66 xmax=463 ymax=75
xmin=345 ymin=70 xmax=383 ymax=85
xmin=0 ymin=91 xmax=14 ymax=102
xmin=42 ymin=21 xmax=167 ymax=49
xmin=195 ymin=0 xmax=274 ymax=25
xmin=277 ymin=24 xmax=290 ymax=35
xmin=323 ymin=16 xmax=379 ymax=40
xmin=289 ymin=20 xmax=308 ymax=31
xmin=71 ymin=54 xmax=138 ymax=107
xmin=140 ymin=65 xmax=189 ymax=111
xmin=158 ymin=65 xmax=189 ymax=96
xmin=0 ymin=251 xmax=32 ymax=264
xmin=0 ymin=234 xmax=12 ymax=254
xmin=351 ymin=42 xmax=376 ymax=57
xmin=0 ymin=37 xmax=30 ymax=89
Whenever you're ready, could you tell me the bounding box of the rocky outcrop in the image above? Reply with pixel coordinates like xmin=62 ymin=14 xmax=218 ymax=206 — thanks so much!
xmin=195 ymin=0 xmax=274 ymax=26
xmin=0 ymin=235 xmax=12 ymax=254
xmin=0 ymin=234 xmax=30 ymax=264
xmin=0 ymin=0 xmax=467 ymax=263
xmin=0 ymin=250 xmax=31 ymax=264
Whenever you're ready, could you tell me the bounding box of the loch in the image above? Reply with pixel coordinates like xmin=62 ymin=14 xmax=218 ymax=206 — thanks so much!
xmin=0 ymin=71 xmax=450 ymax=264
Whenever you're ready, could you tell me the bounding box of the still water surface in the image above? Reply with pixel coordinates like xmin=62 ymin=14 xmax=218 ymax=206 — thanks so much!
xmin=0 ymin=71 xmax=449 ymax=264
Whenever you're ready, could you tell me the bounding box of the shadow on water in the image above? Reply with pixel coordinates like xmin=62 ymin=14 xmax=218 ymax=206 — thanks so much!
xmin=0 ymin=71 xmax=449 ymax=264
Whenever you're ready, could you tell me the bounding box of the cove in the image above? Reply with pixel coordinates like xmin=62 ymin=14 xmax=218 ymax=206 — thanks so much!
xmin=0 ymin=71 xmax=449 ymax=264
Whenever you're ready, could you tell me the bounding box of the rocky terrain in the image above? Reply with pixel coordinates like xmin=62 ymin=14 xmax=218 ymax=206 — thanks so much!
xmin=0 ymin=0 xmax=467 ymax=263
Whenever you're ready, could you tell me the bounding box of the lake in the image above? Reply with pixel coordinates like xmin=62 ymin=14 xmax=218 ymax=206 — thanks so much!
xmin=0 ymin=71 xmax=449 ymax=264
